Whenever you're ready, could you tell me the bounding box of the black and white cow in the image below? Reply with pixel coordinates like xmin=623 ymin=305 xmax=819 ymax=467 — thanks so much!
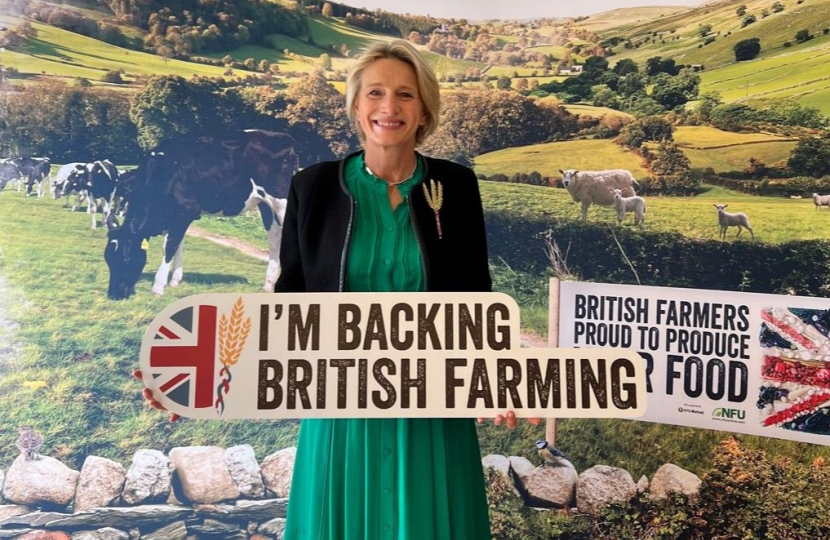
xmin=84 ymin=160 xmax=119 ymax=229
xmin=0 ymin=160 xmax=21 ymax=192
xmin=12 ymin=157 xmax=51 ymax=198
xmin=52 ymin=162 xmax=88 ymax=206
xmin=104 ymin=130 xmax=297 ymax=300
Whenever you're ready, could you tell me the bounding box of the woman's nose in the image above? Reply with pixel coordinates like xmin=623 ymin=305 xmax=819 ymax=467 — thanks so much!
xmin=380 ymin=94 xmax=400 ymax=113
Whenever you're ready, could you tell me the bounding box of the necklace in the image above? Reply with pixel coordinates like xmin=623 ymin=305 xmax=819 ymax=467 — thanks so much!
xmin=365 ymin=158 xmax=418 ymax=188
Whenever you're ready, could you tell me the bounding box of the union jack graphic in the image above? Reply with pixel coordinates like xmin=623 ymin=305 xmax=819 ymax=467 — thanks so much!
xmin=149 ymin=305 xmax=218 ymax=409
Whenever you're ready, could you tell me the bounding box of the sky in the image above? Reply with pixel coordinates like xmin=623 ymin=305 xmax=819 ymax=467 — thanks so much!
xmin=343 ymin=0 xmax=704 ymax=20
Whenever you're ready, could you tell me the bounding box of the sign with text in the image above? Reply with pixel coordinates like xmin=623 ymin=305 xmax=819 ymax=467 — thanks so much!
xmin=557 ymin=280 xmax=830 ymax=446
xmin=139 ymin=292 xmax=647 ymax=420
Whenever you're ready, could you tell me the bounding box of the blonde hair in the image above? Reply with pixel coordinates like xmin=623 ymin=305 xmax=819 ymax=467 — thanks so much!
xmin=346 ymin=39 xmax=440 ymax=146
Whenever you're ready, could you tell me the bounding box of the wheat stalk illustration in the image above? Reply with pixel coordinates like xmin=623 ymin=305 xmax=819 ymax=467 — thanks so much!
xmin=219 ymin=297 xmax=251 ymax=367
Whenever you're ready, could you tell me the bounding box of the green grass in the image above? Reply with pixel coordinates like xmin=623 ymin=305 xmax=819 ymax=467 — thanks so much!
xmin=563 ymin=104 xmax=634 ymax=119
xmin=479 ymin=179 xmax=830 ymax=244
xmin=670 ymin=125 xmax=798 ymax=171
xmin=475 ymin=138 xmax=650 ymax=179
xmin=0 ymin=15 xmax=236 ymax=82
xmin=0 ymin=193 xmax=298 ymax=468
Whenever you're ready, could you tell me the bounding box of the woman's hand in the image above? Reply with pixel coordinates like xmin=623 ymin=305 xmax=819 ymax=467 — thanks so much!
xmin=477 ymin=411 xmax=541 ymax=430
xmin=132 ymin=369 xmax=180 ymax=422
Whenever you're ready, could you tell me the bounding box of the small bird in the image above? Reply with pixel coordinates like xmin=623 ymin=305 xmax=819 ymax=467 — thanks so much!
xmin=16 ymin=425 xmax=43 ymax=461
xmin=536 ymin=440 xmax=570 ymax=467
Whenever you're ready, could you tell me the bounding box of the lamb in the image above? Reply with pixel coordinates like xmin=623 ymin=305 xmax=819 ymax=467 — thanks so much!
xmin=713 ymin=204 xmax=754 ymax=240
xmin=559 ymin=168 xmax=639 ymax=221
xmin=812 ymin=193 xmax=830 ymax=209
xmin=611 ymin=188 xmax=646 ymax=225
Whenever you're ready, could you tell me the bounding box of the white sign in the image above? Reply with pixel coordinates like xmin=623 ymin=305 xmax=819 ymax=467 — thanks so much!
xmin=557 ymin=280 xmax=830 ymax=445
xmin=139 ymin=292 xmax=648 ymax=420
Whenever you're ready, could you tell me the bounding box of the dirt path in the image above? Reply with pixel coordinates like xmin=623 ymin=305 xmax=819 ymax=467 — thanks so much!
xmin=187 ymin=224 xmax=549 ymax=346
xmin=187 ymin=225 xmax=269 ymax=262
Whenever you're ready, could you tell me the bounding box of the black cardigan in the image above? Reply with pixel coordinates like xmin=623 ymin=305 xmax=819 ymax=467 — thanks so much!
xmin=274 ymin=152 xmax=492 ymax=294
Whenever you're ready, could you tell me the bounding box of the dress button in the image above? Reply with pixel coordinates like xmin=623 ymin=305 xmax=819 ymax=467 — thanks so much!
xmin=384 ymin=258 xmax=392 ymax=265
xmin=384 ymin=447 xmax=392 ymax=456
xmin=383 ymin=524 xmax=391 ymax=532
xmin=384 ymin=487 xmax=392 ymax=494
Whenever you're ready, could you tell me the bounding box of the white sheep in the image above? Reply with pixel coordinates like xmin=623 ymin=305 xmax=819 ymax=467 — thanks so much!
xmin=611 ymin=188 xmax=646 ymax=225
xmin=812 ymin=193 xmax=830 ymax=209
xmin=713 ymin=204 xmax=754 ymax=240
xmin=559 ymin=168 xmax=639 ymax=221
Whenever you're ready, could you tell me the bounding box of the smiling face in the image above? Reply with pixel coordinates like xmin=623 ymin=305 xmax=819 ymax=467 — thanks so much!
xmin=353 ymin=58 xmax=426 ymax=154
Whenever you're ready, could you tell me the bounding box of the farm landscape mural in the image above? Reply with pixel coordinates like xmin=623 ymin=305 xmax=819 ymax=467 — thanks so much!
xmin=3 ymin=0 xmax=830 ymax=536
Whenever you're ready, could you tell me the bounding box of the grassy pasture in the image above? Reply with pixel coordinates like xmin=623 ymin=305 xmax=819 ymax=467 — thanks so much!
xmin=563 ymin=104 xmax=634 ymax=120
xmin=0 ymin=191 xmax=300 ymax=468
xmin=671 ymin=125 xmax=798 ymax=171
xmin=307 ymin=16 xmax=378 ymax=54
xmin=0 ymin=15 xmax=234 ymax=82
xmin=474 ymin=138 xmax=650 ymax=179
xmin=479 ymin=180 xmax=830 ymax=244
xmin=575 ymin=6 xmax=694 ymax=32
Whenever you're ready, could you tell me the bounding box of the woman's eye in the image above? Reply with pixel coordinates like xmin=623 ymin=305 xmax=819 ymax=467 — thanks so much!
xmin=368 ymin=90 xmax=382 ymax=97
xmin=400 ymin=92 xmax=415 ymax=99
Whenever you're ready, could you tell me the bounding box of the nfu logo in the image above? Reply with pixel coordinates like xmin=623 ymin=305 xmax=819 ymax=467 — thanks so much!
xmin=713 ymin=407 xmax=746 ymax=420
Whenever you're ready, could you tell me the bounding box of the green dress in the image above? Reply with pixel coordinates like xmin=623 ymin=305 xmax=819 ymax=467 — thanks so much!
xmin=283 ymin=153 xmax=491 ymax=540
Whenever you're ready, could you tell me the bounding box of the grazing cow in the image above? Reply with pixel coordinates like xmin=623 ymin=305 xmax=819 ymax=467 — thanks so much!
xmin=0 ymin=160 xmax=21 ymax=191
xmin=105 ymin=130 xmax=297 ymax=300
xmin=12 ymin=157 xmax=51 ymax=198
xmin=83 ymin=160 xmax=120 ymax=229
xmin=52 ymin=162 xmax=88 ymax=206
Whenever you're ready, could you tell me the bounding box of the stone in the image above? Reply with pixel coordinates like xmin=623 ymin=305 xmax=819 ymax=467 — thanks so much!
xmin=0 ymin=505 xmax=31 ymax=520
xmin=637 ymin=475 xmax=649 ymax=493
xmin=122 ymin=450 xmax=172 ymax=505
xmin=649 ymin=463 xmax=701 ymax=500
xmin=169 ymin=446 xmax=240 ymax=504
xmin=481 ymin=455 xmax=510 ymax=476
xmin=259 ymin=517 xmax=286 ymax=537
xmin=576 ymin=465 xmax=637 ymax=515
xmin=508 ymin=456 xmax=536 ymax=482
xmin=15 ymin=532 xmax=71 ymax=540
xmin=142 ymin=520 xmax=187 ymax=540
xmin=74 ymin=456 xmax=126 ymax=512
xmin=0 ymin=505 xmax=190 ymax=529
xmin=70 ymin=528 xmax=129 ymax=540
xmin=260 ymin=448 xmax=296 ymax=498
xmin=2 ymin=455 xmax=79 ymax=508
xmin=521 ymin=462 xmax=578 ymax=508
xmin=225 ymin=445 xmax=265 ymax=498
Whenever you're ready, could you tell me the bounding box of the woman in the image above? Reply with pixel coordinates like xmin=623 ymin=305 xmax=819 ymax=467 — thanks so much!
xmin=276 ymin=40 xmax=531 ymax=539
xmin=137 ymin=38 xmax=534 ymax=539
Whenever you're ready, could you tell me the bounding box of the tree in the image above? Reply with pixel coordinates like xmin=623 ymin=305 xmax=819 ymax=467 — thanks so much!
xmin=129 ymin=75 xmax=252 ymax=149
xmin=795 ymin=29 xmax=813 ymax=42
xmin=741 ymin=15 xmax=757 ymax=27
xmin=699 ymin=24 xmax=713 ymax=37
xmin=101 ymin=69 xmax=125 ymax=84
xmin=651 ymin=140 xmax=690 ymax=176
xmin=788 ymin=135 xmax=830 ymax=177
xmin=650 ymin=69 xmax=700 ymax=110
xmin=496 ymin=76 xmax=512 ymax=90
xmin=695 ymin=91 xmax=723 ymax=120
xmin=734 ymin=38 xmax=761 ymax=61
xmin=322 ymin=2 xmax=333 ymax=17
xmin=737 ymin=4 xmax=747 ymax=16
xmin=772 ymin=1 xmax=785 ymax=11
xmin=612 ymin=59 xmax=639 ymax=76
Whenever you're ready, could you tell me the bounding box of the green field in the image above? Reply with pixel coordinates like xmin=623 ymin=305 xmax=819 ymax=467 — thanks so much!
xmin=475 ymin=138 xmax=650 ymax=179
xmin=0 ymin=15 xmax=235 ymax=83
xmin=563 ymin=104 xmax=634 ymax=119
